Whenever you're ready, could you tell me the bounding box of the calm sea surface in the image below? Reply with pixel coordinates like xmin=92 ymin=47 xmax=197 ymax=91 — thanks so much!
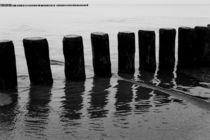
xmin=0 ymin=4 xmax=210 ymax=140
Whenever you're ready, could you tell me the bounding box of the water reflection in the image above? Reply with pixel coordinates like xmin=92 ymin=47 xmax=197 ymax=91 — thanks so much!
xmin=154 ymin=70 xmax=175 ymax=107
xmin=0 ymin=91 xmax=18 ymax=107
xmin=176 ymin=72 xmax=200 ymax=87
xmin=153 ymin=90 xmax=171 ymax=107
xmin=61 ymin=82 xmax=84 ymax=120
xmin=0 ymin=91 xmax=18 ymax=138
xmin=114 ymin=74 xmax=133 ymax=116
xmin=88 ymin=77 xmax=111 ymax=118
xmin=24 ymin=85 xmax=52 ymax=138
xmin=138 ymin=70 xmax=155 ymax=82
xmin=177 ymin=68 xmax=210 ymax=84
xmin=59 ymin=82 xmax=85 ymax=136
xmin=157 ymin=71 xmax=175 ymax=88
xmin=134 ymin=71 xmax=154 ymax=114
xmin=135 ymin=86 xmax=153 ymax=114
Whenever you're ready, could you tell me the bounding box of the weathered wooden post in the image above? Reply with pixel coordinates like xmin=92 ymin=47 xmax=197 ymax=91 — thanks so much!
xmin=194 ymin=26 xmax=210 ymax=66
xmin=118 ymin=31 xmax=135 ymax=74
xmin=23 ymin=37 xmax=53 ymax=85
xmin=0 ymin=40 xmax=17 ymax=90
xmin=159 ymin=28 xmax=176 ymax=73
xmin=91 ymin=32 xmax=112 ymax=77
xmin=178 ymin=27 xmax=195 ymax=69
xmin=138 ymin=30 xmax=156 ymax=71
xmin=63 ymin=35 xmax=86 ymax=81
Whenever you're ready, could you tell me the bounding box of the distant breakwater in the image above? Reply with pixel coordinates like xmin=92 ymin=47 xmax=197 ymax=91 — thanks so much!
xmin=0 ymin=4 xmax=89 ymax=7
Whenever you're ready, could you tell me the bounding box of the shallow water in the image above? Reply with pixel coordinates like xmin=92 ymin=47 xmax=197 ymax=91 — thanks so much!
xmin=0 ymin=4 xmax=210 ymax=140
xmin=1 ymin=70 xmax=210 ymax=140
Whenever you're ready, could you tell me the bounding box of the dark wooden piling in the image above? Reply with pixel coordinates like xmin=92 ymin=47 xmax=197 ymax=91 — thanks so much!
xmin=159 ymin=28 xmax=176 ymax=72
xmin=118 ymin=31 xmax=135 ymax=74
xmin=63 ymin=35 xmax=86 ymax=81
xmin=194 ymin=26 xmax=210 ymax=66
xmin=178 ymin=27 xmax=195 ymax=69
xmin=138 ymin=30 xmax=156 ymax=71
xmin=23 ymin=37 xmax=53 ymax=85
xmin=91 ymin=32 xmax=112 ymax=77
xmin=0 ymin=40 xmax=17 ymax=90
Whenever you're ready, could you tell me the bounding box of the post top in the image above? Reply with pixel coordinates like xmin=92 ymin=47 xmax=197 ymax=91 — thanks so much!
xmin=159 ymin=28 xmax=176 ymax=31
xmin=64 ymin=34 xmax=81 ymax=39
xmin=118 ymin=31 xmax=135 ymax=39
xmin=0 ymin=40 xmax=12 ymax=43
xmin=23 ymin=37 xmax=46 ymax=41
xmin=0 ymin=40 xmax=13 ymax=47
xmin=194 ymin=26 xmax=208 ymax=30
xmin=179 ymin=26 xmax=193 ymax=30
xmin=138 ymin=30 xmax=155 ymax=33
xmin=91 ymin=32 xmax=107 ymax=36
xmin=118 ymin=31 xmax=135 ymax=35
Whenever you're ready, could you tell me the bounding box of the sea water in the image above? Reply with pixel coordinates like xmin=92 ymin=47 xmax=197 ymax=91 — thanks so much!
xmin=0 ymin=4 xmax=210 ymax=140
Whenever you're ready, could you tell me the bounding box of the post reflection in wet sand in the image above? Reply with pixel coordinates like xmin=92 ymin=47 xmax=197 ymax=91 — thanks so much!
xmin=61 ymin=81 xmax=84 ymax=121
xmin=137 ymin=70 xmax=173 ymax=108
xmin=151 ymin=70 xmax=174 ymax=107
xmin=24 ymin=85 xmax=52 ymax=138
xmin=135 ymin=86 xmax=153 ymax=114
xmin=176 ymin=72 xmax=200 ymax=87
xmin=111 ymin=74 xmax=134 ymax=130
xmin=157 ymin=71 xmax=175 ymax=88
xmin=138 ymin=70 xmax=156 ymax=82
xmin=135 ymin=71 xmax=154 ymax=114
xmin=0 ymin=91 xmax=18 ymax=139
xmin=114 ymin=74 xmax=134 ymax=116
xmin=59 ymin=81 xmax=85 ymax=136
xmin=88 ymin=77 xmax=111 ymax=119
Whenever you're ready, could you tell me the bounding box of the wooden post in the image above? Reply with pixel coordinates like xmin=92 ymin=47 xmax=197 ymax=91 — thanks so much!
xmin=178 ymin=27 xmax=195 ymax=69
xmin=118 ymin=31 xmax=135 ymax=74
xmin=159 ymin=28 xmax=176 ymax=73
xmin=63 ymin=35 xmax=86 ymax=81
xmin=0 ymin=40 xmax=17 ymax=90
xmin=194 ymin=26 xmax=210 ymax=66
xmin=138 ymin=30 xmax=156 ymax=71
xmin=91 ymin=32 xmax=112 ymax=77
xmin=23 ymin=37 xmax=53 ymax=85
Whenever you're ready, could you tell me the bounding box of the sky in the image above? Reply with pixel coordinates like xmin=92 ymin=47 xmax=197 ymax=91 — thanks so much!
xmin=1 ymin=0 xmax=210 ymax=4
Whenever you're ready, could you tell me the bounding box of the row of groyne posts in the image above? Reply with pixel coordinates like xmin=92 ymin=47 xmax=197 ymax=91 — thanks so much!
xmin=1 ymin=25 xmax=210 ymax=90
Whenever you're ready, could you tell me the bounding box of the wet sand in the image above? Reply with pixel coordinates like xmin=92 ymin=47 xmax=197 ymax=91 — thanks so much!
xmin=0 ymin=64 xmax=210 ymax=140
